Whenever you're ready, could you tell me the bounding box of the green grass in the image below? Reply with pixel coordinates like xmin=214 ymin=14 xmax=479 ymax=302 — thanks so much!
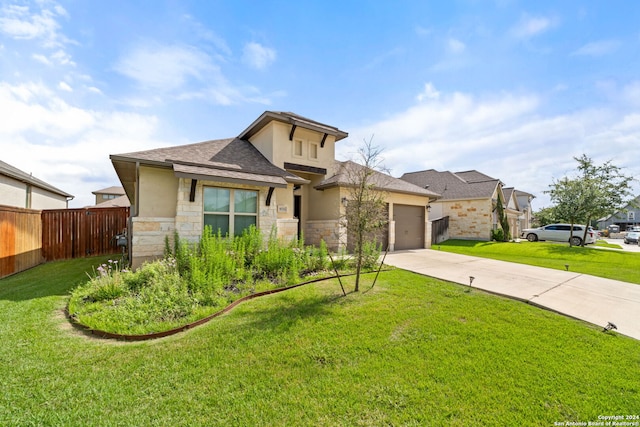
xmin=435 ymin=239 xmax=640 ymax=284
xmin=593 ymin=240 xmax=623 ymax=249
xmin=1 ymin=256 xmax=639 ymax=425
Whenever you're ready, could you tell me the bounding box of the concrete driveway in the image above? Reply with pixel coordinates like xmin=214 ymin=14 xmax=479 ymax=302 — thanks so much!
xmin=384 ymin=249 xmax=640 ymax=341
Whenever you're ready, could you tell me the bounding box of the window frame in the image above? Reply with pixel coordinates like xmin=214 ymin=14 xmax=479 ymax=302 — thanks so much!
xmin=308 ymin=142 xmax=319 ymax=160
xmin=203 ymin=186 xmax=258 ymax=237
xmin=293 ymin=138 xmax=304 ymax=157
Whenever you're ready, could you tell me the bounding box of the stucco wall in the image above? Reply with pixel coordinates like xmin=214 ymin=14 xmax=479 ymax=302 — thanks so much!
xmin=138 ymin=166 xmax=178 ymax=217
xmin=0 ymin=175 xmax=68 ymax=209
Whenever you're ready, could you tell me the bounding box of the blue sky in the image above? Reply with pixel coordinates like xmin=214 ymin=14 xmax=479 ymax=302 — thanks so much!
xmin=1 ymin=0 xmax=639 ymax=208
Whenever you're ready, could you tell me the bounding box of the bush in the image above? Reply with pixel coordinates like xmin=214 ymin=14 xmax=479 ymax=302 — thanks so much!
xmin=491 ymin=228 xmax=505 ymax=242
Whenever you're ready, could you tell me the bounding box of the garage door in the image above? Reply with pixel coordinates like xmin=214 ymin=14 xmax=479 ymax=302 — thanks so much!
xmin=394 ymin=204 xmax=425 ymax=250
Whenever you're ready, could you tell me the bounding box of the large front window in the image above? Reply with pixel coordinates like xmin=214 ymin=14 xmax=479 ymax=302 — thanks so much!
xmin=203 ymin=187 xmax=258 ymax=236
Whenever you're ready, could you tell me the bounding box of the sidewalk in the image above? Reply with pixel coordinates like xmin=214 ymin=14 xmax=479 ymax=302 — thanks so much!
xmin=383 ymin=249 xmax=640 ymax=341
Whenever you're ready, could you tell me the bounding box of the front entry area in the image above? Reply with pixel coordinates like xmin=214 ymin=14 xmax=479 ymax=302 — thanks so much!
xmin=393 ymin=204 xmax=425 ymax=250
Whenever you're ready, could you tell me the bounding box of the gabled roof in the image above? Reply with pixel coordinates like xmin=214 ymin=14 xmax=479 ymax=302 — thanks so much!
xmin=400 ymin=169 xmax=500 ymax=201
xmin=111 ymin=138 xmax=308 ymax=200
xmin=0 ymin=159 xmax=73 ymax=198
xmin=501 ymin=187 xmax=521 ymax=211
xmin=316 ymin=161 xmax=440 ymax=198
xmin=238 ymin=111 xmax=348 ymax=142
xmin=92 ymin=186 xmax=126 ymax=196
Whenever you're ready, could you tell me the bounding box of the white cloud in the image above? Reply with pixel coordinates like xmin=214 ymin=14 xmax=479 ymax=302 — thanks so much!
xmin=447 ymin=38 xmax=466 ymax=54
xmin=623 ymin=81 xmax=640 ymax=106
xmin=572 ymin=40 xmax=620 ymax=56
xmin=0 ymin=1 xmax=70 ymax=48
xmin=416 ymin=83 xmax=440 ymax=102
xmin=242 ymin=42 xmax=276 ymax=70
xmin=114 ymin=42 xmax=215 ymax=91
xmin=341 ymin=86 xmax=640 ymax=209
xmin=58 ymin=81 xmax=72 ymax=92
xmin=0 ymin=81 xmax=166 ymax=208
xmin=511 ymin=15 xmax=557 ymax=39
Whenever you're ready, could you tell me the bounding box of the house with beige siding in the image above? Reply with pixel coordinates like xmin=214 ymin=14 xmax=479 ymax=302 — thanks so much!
xmin=401 ymin=169 xmax=531 ymax=241
xmin=111 ymin=111 xmax=439 ymax=268
xmin=0 ymin=160 xmax=73 ymax=209
xmin=91 ymin=186 xmax=130 ymax=208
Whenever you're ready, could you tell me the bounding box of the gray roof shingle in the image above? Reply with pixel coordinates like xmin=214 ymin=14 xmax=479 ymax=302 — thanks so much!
xmin=110 ymin=137 xmax=307 ymax=187
xmin=401 ymin=169 xmax=500 ymax=200
xmin=316 ymin=161 xmax=440 ymax=198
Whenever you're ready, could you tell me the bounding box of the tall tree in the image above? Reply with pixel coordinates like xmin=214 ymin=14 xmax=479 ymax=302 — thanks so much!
xmin=342 ymin=137 xmax=388 ymax=292
xmin=546 ymin=155 xmax=635 ymax=246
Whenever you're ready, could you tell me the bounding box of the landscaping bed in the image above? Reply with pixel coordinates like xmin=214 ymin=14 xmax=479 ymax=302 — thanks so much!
xmin=67 ymin=226 xmax=380 ymax=336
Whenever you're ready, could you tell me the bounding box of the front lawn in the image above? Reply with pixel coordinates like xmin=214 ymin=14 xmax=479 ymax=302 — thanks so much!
xmin=1 ymin=256 xmax=638 ymax=425
xmin=436 ymin=239 xmax=640 ymax=284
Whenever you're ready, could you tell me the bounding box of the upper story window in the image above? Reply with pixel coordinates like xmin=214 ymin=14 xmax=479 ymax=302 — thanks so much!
xmin=203 ymin=187 xmax=258 ymax=236
xmin=629 ymin=211 xmax=636 ymax=221
xmin=293 ymin=139 xmax=303 ymax=157
xmin=309 ymin=142 xmax=318 ymax=160
xmin=102 ymin=194 xmax=117 ymax=200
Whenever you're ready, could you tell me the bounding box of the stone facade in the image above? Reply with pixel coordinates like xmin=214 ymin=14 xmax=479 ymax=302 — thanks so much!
xmin=131 ymin=217 xmax=176 ymax=268
xmin=305 ymin=219 xmax=346 ymax=251
xmin=443 ymin=199 xmax=493 ymax=241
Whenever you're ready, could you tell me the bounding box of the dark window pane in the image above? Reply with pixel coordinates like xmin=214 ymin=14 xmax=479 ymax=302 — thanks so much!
xmin=204 ymin=188 xmax=230 ymax=212
xmin=235 ymin=190 xmax=257 ymax=213
xmin=234 ymin=216 xmax=256 ymax=236
xmin=204 ymin=214 xmax=229 ymax=236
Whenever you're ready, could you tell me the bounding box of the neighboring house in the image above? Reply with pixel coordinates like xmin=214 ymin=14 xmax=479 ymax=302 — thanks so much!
xmin=400 ymin=169 xmax=531 ymax=241
xmin=111 ymin=111 xmax=439 ymax=268
xmin=0 ymin=160 xmax=73 ymax=209
xmin=597 ymin=195 xmax=640 ymax=231
xmin=92 ymin=186 xmax=130 ymax=208
xmin=515 ymin=189 xmax=535 ymax=231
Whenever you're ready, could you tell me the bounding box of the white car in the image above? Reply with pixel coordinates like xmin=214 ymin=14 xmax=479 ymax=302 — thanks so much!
xmin=521 ymin=224 xmax=597 ymax=246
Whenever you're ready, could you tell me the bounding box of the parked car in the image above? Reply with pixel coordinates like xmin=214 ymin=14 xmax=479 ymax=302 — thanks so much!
xmin=521 ymin=224 xmax=597 ymax=246
xmin=623 ymin=231 xmax=640 ymax=244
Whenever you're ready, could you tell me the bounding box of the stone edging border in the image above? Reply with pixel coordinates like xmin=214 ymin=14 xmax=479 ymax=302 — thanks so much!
xmin=65 ymin=274 xmax=349 ymax=341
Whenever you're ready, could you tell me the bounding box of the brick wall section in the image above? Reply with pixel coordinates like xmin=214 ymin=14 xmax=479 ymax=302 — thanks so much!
xmin=444 ymin=199 xmax=493 ymax=241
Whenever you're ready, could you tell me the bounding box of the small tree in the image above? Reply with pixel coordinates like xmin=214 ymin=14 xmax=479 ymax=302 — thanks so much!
xmin=342 ymin=137 xmax=388 ymax=292
xmin=532 ymin=206 xmax=558 ymax=227
xmin=494 ymin=192 xmax=510 ymax=241
xmin=546 ymin=177 xmax=588 ymax=246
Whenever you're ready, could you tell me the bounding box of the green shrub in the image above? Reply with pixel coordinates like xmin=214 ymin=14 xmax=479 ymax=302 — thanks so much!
xmin=491 ymin=228 xmax=505 ymax=242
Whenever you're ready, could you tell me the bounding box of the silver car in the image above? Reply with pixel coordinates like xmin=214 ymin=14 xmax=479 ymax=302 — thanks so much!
xmin=623 ymin=231 xmax=640 ymax=244
xmin=521 ymin=224 xmax=597 ymax=246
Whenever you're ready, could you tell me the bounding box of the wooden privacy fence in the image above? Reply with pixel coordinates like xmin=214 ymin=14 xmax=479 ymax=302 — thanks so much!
xmin=42 ymin=207 xmax=130 ymax=261
xmin=431 ymin=216 xmax=450 ymax=245
xmin=0 ymin=205 xmax=43 ymax=279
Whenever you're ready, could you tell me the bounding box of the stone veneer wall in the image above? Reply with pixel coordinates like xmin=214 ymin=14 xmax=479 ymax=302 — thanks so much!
xmin=131 ymin=217 xmax=175 ymax=268
xmin=305 ymin=219 xmax=346 ymax=251
xmin=444 ymin=199 xmax=493 ymax=241
xmin=276 ymin=218 xmax=299 ymax=242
